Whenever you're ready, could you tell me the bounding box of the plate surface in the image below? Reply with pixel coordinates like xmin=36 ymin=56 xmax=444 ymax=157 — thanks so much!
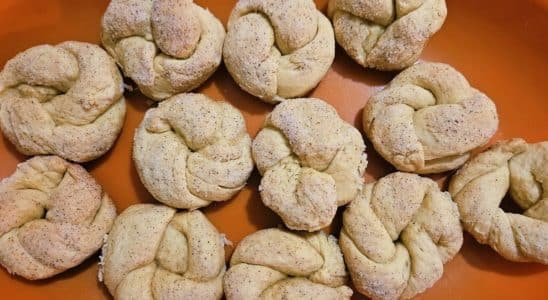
xmin=0 ymin=0 xmax=547 ymax=299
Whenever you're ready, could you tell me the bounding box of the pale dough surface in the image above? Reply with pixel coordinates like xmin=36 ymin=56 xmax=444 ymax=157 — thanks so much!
xmin=363 ymin=62 xmax=498 ymax=174
xmin=340 ymin=172 xmax=463 ymax=300
xmin=449 ymin=138 xmax=548 ymax=264
xmin=223 ymin=0 xmax=335 ymax=103
xmin=134 ymin=93 xmax=253 ymax=209
xmin=102 ymin=0 xmax=225 ymax=100
xmin=0 ymin=156 xmax=117 ymax=280
xmin=224 ymin=228 xmax=352 ymax=300
xmin=102 ymin=204 xmax=225 ymax=299
xmin=253 ymin=98 xmax=367 ymax=231
xmin=0 ymin=41 xmax=126 ymax=162
xmin=328 ymin=0 xmax=447 ymax=70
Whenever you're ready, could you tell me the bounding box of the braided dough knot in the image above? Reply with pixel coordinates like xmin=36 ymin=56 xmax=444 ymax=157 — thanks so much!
xmin=340 ymin=172 xmax=463 ymax=300
xmin=363 ymin=62 xmax=498 ymax=174
xmin=101 ymin=0 xmax=225 ymax=100
xmin=223 ymin=0 xmax=335 ymax=102
xmin=0 ymin=156 xmax=117 ymax=280
xmin=253 ymin=99 xmax=367 ymax=231
xmin=449 ymin=139 xmax=548 ymax=264
xmin=134 ymin=93 xmax=254 ymax=209
xmin=0 ymin=41 xmax=126 ymax=162
xmin=328 ymin=0 xmax=447 ymax=70
xmin=102 ymin=205 xmax=225 ymax=299
xmin=224 ymin=228 xmax=353 ymax=300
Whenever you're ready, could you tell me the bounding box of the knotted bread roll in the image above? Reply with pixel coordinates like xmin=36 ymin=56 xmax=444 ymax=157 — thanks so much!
xmin=223 ymin=0 xmax=335 ymax=103
xmin=363 ymin=62 xmax=498 ymax=174
xmin=328 ymin=0 xmax=447 ymax=70
xmin=252 ymin=98 xmax=367 ymax=231
xmin=340 ymin=172 xmax=462 ymax=300
xmin=0 ymin=41 xmax=126 ymax=162
xmin=101 ymin=204 xmax=225 ymax=299
xmin=101 ymin=0 xmax=225 ymax=100
xmin=0 ymin=156 xmax=117 ymax=280
xmin=449 ymin=139 xmax=548 ymax=264
xmin=134 ymin=93 xmax=253 ymax=209
xmin=224 ymin=228 xmax=352 ymax=300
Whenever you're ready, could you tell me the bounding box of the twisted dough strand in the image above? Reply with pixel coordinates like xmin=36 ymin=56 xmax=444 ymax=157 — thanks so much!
xmin=340 ymin=172 xmax=462 ymax=300
xmin=363 ymin=62 xmax=498 ymax=174
xmin=328 ymin=0 xmax=447 ymax=70
xmin=0 ymin=42 xmax=126 ymax=162
xmin=101 ymin=0 xmax=225 ymax=100
xmin=224 ymin=228 xmax=352 ymax=300
xmin=253 ymin=98 xmax=367 ymax=231
xmin=102 ymin=204 xmax=225 ymax=299
xmin=449 ymin=139 xmax=548 ymax=264
xmin=134 ymin=93 xmax=253 ymax=209
xmin=223 ymin=0 xmax=335 ymax=102
xmin=0 ymin=156 xmax=117 ymax=280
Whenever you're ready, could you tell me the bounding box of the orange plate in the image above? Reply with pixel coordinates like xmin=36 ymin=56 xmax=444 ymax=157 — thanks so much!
xmin=0 ymin=0 xmax=547 ymax=299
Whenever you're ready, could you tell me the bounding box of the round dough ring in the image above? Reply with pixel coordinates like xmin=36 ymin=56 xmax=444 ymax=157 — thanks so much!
xmin=327 ymin=0 xmax=447 ymax=70
xmin=0 ymin=156 xmax=117 ymax=280
xmin=340 ymin=172 xmax=463 ymax=300
xmin=101 ymin=204 xmax=225 ymax=299
xmin=223 ymin=0 xmax=335 ymax=103
xmin=0 ymin=41 xmax=126 ymax=162
xmin=101 ymin=0 xmax=225 ymax=100
xmin=224 ymin=228 xmax=353 ymax=299
xmin=449 ymin=138 xmax=548 ymax=264
xmin=252 ymin=98 xmax=367 ymax=231
xmin=133 ymin=93 xmax=254 ymax=209
xmin=363 ymin=62 xmax=498 ymax=174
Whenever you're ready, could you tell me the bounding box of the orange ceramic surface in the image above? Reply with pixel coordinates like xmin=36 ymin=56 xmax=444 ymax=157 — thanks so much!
xmin=0 ymin=0 xmax=546 ymax=299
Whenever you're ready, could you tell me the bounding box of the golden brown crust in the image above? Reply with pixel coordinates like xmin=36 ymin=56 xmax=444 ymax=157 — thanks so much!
xmin=0 ymin=156 xmax=117 ymax=280
xmin=363 ymin=62 xmax=498 ymax=174
xmin=0 ymin=42 xmax=126 ymax=162
xmin=328 ymin=0 xmax=447 ymax=70
xmin=449 ymin=138 xmax=548 ymax=264
xmin=101 ymin=0 xmax=225 ymax=100
xmin=133 ymin=93 xmax=254 ymax=209
xmin=102 ymin=204 xmax=225 ymax=299
xmin=341 ymin=172 xmax=462 ymax=300
xmin=252 ymin=98 xmax=367 ymax=231
xmin=223 ymin=0 xmax=335 ymax=103
xmin=224 ymin=228 xmax=352 ymax=300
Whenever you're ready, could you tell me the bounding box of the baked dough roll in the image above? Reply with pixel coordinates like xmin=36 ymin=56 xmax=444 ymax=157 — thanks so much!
xmin=0 ymin=156 xmax=117 ymax=280
xmin=101 ymin=204 xmax=225 ymax=299
xmin=101 ymin=0 xmax=225 ymax=100
xmin=449 ymin=138 xmax=548 ymax=264
xmin=224 ymin=228 xmax=352 ymax=300
xmin=223 ymin=0 xmax=335 ymax=103
xmin=133 ymin=93 xmax=254 ymax=209
xmin=253 ymin=98 xmax=367 ymax=231
xmin=340 ymin=172 xmax=463 ymax=300
xmin=328 ymin=0 xmax=447 ymax=70
xmin=363 ymin=62 xmax=498 ymax=174
xmin=0 ymin=41 xmax=126 ymax=162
